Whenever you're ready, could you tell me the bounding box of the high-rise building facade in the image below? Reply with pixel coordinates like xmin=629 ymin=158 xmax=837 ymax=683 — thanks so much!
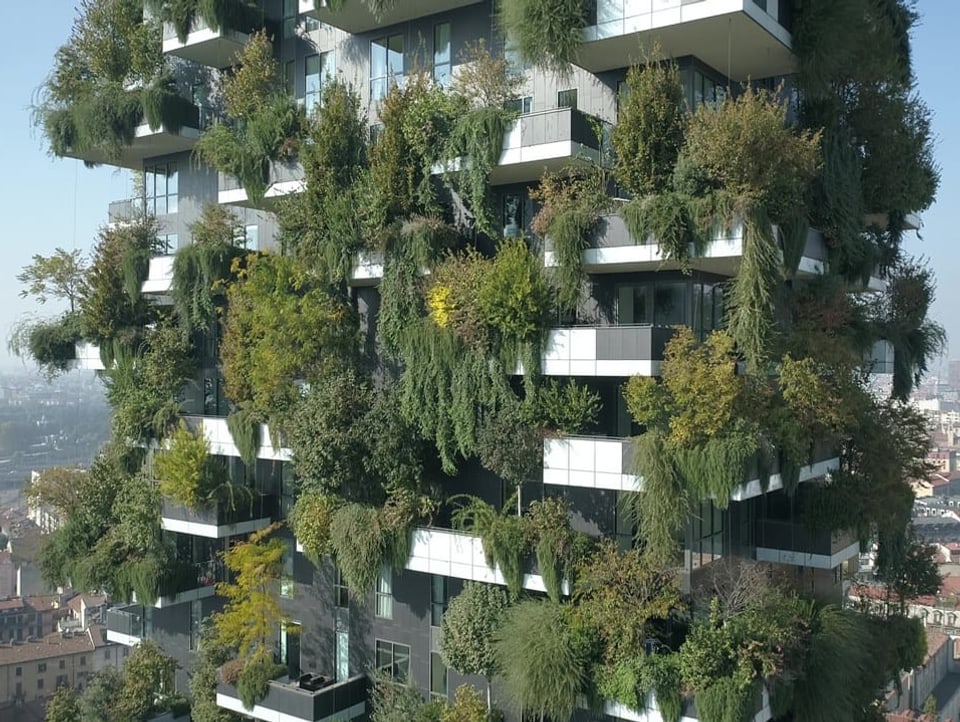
xmin=33 ymin=1 xmax=941 ymax=721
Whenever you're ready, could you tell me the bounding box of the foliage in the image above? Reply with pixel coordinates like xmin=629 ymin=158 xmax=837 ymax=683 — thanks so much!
xmin=192 ymin=624 xmax=242 ymax=722
xmin=453 ymin=496 xmax=529 ymax=597
xmin=526 ymin=497 xmax=584 ymax=603
xmin=213 ymin=524 xmax=284 ymax=657
xmin=612 ymin=59 xmax=687 ymax=197
xmin=572 ymin=540 xmax=683 ymax=668
xmin=498 ymin=0 xmax=588 ymax=74
xmin=328 ymin=502 xmax=413 ymax=593
xmin=280 ymin=81 xmax=367 ymax=282
xmin=146 ymin=0 xmax=263 ymax=43
xmin=531 ymin=166 xmax=608 ymax=310
xmin=44 ymin=686 xmax=81 ymax=722
xmin=220 ymin=253 xmax=358 ymax=421
xmin=9 ymin=312 xmax=84 ymax=379
xmin=876 ymin=534 xmax=942 ymax=615
xmin=876 ymin=258 xmax=946 ymax=399
xmin=440 ymin=582 xmax=509 ymax=703
xmin=451 ymin=40 xmax=523 ymax=111
xmin=113 ymin=640 xmax=180 ymax=721
xmin=226 ymin=407 xmax=261 ymax=467
xmin=23 ymin=466 xmax=88 ymax=519
xmin=683 ymin=87 xmax=821 ymax=222
xmin=370 ymin=671 xmax=442 ymax=722
xmin=440 ymin=685 xmax=489 ymax=722
xmin=445 ymin=106 xmax=514 ymax=237
xmin=17 ymin=248 xmax=87 ymax=311
xmin=79 ymin=217 xmax=160 ymax=347
xmin=289 ymin=492 xmax=339 ymax=561
xmin=154 ymin=421 xmax=236 ymax=509
xmin=236 ymin=650 xmax=286 ymax=710
xmin=194 ymin=31 xmax=305 ymax=204
xmin=103 ymin=322 xmax=197 ymax=442
xmin=172 ymin=204 xmax=245 ymax=331
xmin=536 ymin=378 xmax=601 ymax=434
xmin=478 ymin=237 xmax=550 ymax=348
xmin=474 ymin=399 xmax=543 ymax=486
xmin=494 ymin=599 xmax=590 ymax=721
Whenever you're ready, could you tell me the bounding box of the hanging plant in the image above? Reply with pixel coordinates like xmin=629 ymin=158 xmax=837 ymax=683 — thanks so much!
xmin=498 ymin=0 xmax=590 ymax=74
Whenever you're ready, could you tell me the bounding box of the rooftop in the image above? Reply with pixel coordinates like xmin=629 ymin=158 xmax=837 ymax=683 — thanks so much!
xmin=0 ymin=627 xmax=109 ymax=666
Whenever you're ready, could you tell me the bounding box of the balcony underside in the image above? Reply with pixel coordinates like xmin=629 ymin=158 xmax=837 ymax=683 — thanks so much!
xmin=164 ymin=26 xmax=249 ymax=68
xmin=62 ymin=123 xmax=201 ymax=170
xmin=300 ymin=0 xmax=482 ymax=33
xmin=577 ymin=2 xmax=794 ymax=79
xmin=755 ymin=539 xmax=860 ymax=570
xmin=218 ymin=179 xmax=304 ymax=209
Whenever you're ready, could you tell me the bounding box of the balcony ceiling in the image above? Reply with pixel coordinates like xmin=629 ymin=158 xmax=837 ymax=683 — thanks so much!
xmin=303 ymin=0 xmax=483 ymax=33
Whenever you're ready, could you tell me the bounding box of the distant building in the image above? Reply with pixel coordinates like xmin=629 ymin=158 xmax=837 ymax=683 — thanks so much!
xmin=886 ymin=629 xmax=960 ymax=722
xmin=0 ymin=625 xmax=123 ymax=713
xmin=948 ymin=360 xmax=960 ymax=390
xmin=25 ymin=471 xmax=64 ymax=534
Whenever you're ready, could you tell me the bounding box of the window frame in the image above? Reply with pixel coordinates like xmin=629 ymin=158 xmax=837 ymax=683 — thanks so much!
xmin=375 ymin=567 xmax=393 ymax=619
xmin=375 ymin=639 xmax=411 ymax=683
xmin=370 ymin=34 xmax=405 ymax=103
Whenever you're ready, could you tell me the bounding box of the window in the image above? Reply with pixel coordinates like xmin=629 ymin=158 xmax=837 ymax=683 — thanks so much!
xmin=37 ymin=678 xmax=44 ymax=690
xmin=58 ymin=660 xmax=65 ymax=670
xmin=335 ymin=566 xmax=349 ymax=608
xmin=281 ymin=539 xmax=295 ymax=598
xmin=376 ymin=568 xmax=393 ymax=619
xmin=505 ymin=96 xmax=532 ymax=114
xmin=158 ymin=233 xmax=178 ymax=254
xmin=15 ymin=666 xmax=21 ymax=677
xmin=433 ymin=23 xmax=451 ymax=87
xmin=282 ymin=0 xmax=297 ymax=38
xmin=104 ymin=649 xmax=110 ymax=660
xmin=79 ymin=656 xmax=86 ymax=667
xmin=430 ymin=652 xmax=448 ymax=700
xmin=235 ymin=225 xmax=259 ymax=251
xmin=558 ymin=88 xmax=578 ymax=109
xmin=144 ymin=163 xmax=178 ymax=215
xmin=375 ymin=640 xmax=410 ymax=682
xmin=691 ymin=500 xmax=724 ymax=570
xmin=335 ymin=630 xmax=349 ymax=682
xmin=281 ymin=621 xmax=302 ymax=679
xmin=123 ymin=648 xmax=129 ymax=658
xmin=501 ymin=193 xmax=525 ymax=238
xmin=305 ymin=15 xmax=319 ymax=32
xmin=306 ymin=51 xmax=336 ymax=113
xmin=38 ymin=663 xmax=47 ymax=673
xmin=56 ymin=675 xmax=68 ymax=688
xmin=430 ymin=575 xmax=447 ymax=627
xmin=371 ymin=34 xmax=404 ymax=103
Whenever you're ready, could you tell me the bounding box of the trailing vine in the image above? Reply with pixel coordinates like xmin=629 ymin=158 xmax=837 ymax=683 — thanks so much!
xmin=226 ymin=408 xmax=261 ymax=467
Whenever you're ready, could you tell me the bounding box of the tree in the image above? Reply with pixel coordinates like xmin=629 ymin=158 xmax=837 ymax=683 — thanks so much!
xmin=23 ymin=466 xmax=87 ymax=518
xmin=44 ymin=686 xmax=81 ymax=722
xmin=213 ymin=524 xmax=284 ymax=657
xmin=440 ymin=685 xmax=488 ymax=722
xmin=79 ymin=666 xmax=125 ymax=721
xmin=191 ymin=624 xmax=243 ymax=722
xmin=18 ymin=248 xmax=87 ymax=312
xmin=878 ymin=535 xmax=942 ymax=615
xmin=440 ymin=582 xmax=509 ymax=711
xmin=112 ymin=641 xmax=179 ymax=721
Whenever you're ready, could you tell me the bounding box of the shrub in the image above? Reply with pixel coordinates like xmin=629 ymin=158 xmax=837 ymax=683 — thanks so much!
xmin=15 ymin=313 xmax=83 ymax=379
xmin=682 ymin=87 xmax=821 ymax=222
xmin=536 ymin=379 xmax=601 ymax=434
xmin=236 ymin=651 xmax=285 ymax=710
xmin=289 ymin=493 xmax=339 ymax=561
xmin=612 ymin=60 xmax=687 ymax=197
xmin=328 ymin=503 xmax=412 ymax=594
xmin=154 ymin=421 xmax=232 ymax=509
xmin=478 ymin=238 xmax=550 ymax=346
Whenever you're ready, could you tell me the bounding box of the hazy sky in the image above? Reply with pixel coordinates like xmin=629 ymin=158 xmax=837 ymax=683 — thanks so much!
xmin=0 ymin=2 xmax=955 ymax=374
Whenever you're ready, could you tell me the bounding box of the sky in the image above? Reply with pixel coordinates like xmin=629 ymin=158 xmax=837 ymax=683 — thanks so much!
xmin=0 ymin=2 xmax=956 ymax=374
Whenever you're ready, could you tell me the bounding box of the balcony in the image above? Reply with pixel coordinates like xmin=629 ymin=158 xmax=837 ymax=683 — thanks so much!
xmin=182 ymin=415 xmax=292 ymax=462
xmin=406 ymin=527 xmax=569 ymax=595
xmin=106 ymin=604 xmax=145 ymax=646
xmin=152 ymin=560 xmax=223 ymax=608
xmin=577 ymin=0 xmax=794 ymax=80
xmin=62 ymin=116 xmax=202 ymax=171
xmin=218 ymin=161 xmax=304 ymax=208
xmin=754 ymin=519 xmax=860 ymax=569
xmin=349 ymin=252 xmax=385 ymax=287
xmin=142 ymin=255 xmax=176 ymax=301
xmin=162 ymin=19 xmax=250 ymax=69
xmin=545 ymin=214 xmax=828 ymax=277
xmin=161 ymin=495 xmax=277 ymax=539
xmin=542 ymin=435 xmax=840 ymax=501
xmin=69 ymin=341 xmax=105 ymax=372
xmin=437 ymin=108 xmax=606 ymax=185
xmin=217 ymin=672 xmax=367 ymax=722
xmin=532 ymin=324 xmax=676 ymax=377
xmin=601 ymin=687 xmax=773 ymax=722
xmin=300 ymin=0 xmax=482 ymax=33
